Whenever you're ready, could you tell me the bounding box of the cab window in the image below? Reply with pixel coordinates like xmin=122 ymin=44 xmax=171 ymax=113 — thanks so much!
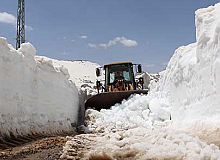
xmin=109 ymin=72 xmax=115 ymax=83
xmin=123 ymin=71 xmax=130 ymax=81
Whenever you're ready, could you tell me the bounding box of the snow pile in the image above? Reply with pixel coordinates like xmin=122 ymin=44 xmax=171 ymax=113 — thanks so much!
xmin=86 ymin=94 xmax=170 ymax=133
xmin=81 ymin=78 xmax=219 ymax=160
xmin=62 ymin=90 xmax=220 ymax=159
xmin=36 ymin=57 xmax=103 ymax=96
xmin=153 ymin=2 xmax=220 ymax=126
xmin=144 ymin=2 xmax=220 ymax=146
xmin=0 ymin=37 xmax=79 ymax=138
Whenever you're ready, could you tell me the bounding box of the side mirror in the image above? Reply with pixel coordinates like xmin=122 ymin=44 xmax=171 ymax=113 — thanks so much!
xmin=96 ymin=68 xmax=101 ymax=77
xmin=137 ymin=64 xmax=142 ymax=73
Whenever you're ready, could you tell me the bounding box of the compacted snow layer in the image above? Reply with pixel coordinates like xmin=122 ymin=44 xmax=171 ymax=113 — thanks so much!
xmin=62 ymin=3 xmax=220 ymax=160
xmin=0 ymin=37 xmax=79 ymax=138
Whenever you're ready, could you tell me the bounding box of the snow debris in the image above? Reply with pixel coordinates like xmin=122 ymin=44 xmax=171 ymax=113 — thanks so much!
xmin=62 ymin=125 xmax=220 ymax=160
xmin=86 ymin=94 xmax=171 ymax=133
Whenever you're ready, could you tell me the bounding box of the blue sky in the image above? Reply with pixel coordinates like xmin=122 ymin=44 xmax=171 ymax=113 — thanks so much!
xmin=0 ymin=0 xmax=219 ymax=73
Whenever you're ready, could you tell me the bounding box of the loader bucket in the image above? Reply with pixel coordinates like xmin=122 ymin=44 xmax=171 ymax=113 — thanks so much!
xmin=85 ymin=90 xmax=148 ymax=111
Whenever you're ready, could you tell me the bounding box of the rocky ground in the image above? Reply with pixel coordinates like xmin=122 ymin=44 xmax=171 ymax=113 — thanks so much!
xmin=0 ymin=136 xmax=75 ymax=160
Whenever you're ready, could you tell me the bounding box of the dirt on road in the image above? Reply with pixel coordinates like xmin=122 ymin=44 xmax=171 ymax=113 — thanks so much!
xmin=0 ymin=136 xmax=72 ymax=160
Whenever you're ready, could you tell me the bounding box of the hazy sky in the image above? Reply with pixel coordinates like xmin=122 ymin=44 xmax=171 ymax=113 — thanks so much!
xmin=0 ymin=0 xmax=219 ymax=73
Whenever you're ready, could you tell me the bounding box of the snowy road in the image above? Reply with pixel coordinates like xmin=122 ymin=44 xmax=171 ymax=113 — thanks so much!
xmin=61 ymin=99 xmax=220 ymax=160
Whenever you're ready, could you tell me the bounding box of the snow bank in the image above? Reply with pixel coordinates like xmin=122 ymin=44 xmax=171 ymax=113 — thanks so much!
xmin=143 ymin=2 xmax=220 ymax=147
xmin=35 ymin=57 xmax=103 ymax=96
xmin=152 ymin=2 xmax=220 ymax=126
xmin=0 ymin=37 xmax=79 ymax=138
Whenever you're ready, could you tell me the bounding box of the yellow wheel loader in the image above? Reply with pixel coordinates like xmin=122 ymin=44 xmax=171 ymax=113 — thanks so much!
xmin=85 ymin=62 xmax=148 ymax=111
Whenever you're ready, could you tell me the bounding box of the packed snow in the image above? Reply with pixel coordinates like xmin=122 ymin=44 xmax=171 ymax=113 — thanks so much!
xmin=62 ymin=2 xmax=220 ymax=160
xmin=0 ymin=37 xmax=79 ymax=138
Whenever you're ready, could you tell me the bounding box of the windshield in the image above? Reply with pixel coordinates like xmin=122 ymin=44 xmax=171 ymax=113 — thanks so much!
xmin=109 ymin=71 xmax=130 ymax=83
xmin=106 ymin=64 xmax=132 ymax=84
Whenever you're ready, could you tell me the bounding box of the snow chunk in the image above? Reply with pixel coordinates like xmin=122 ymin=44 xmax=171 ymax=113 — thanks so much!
xmin=149 ymin=97 xmax=170 ymax=121
xmin=18 ymin=42 xmax=36 ymax=58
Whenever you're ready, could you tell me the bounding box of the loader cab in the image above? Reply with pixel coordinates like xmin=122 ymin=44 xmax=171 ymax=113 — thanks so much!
xmin=104 ymin=62 xmax=136 ymax=92
xmin=86 ymin=62 xmax=146 ymax=110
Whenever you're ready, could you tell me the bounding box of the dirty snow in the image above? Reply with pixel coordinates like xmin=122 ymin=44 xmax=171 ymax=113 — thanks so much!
xmin=62 ymin=2 xmax=220 ymax=160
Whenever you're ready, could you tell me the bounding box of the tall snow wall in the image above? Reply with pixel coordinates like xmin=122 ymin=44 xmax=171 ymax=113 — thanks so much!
xmin=154 ymin=3 xmax=220 ymax=126
xmin=0 ymin=37 xmax=79 ymax=138
xmin=35 ymin=56 xmax=103 ymax=95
